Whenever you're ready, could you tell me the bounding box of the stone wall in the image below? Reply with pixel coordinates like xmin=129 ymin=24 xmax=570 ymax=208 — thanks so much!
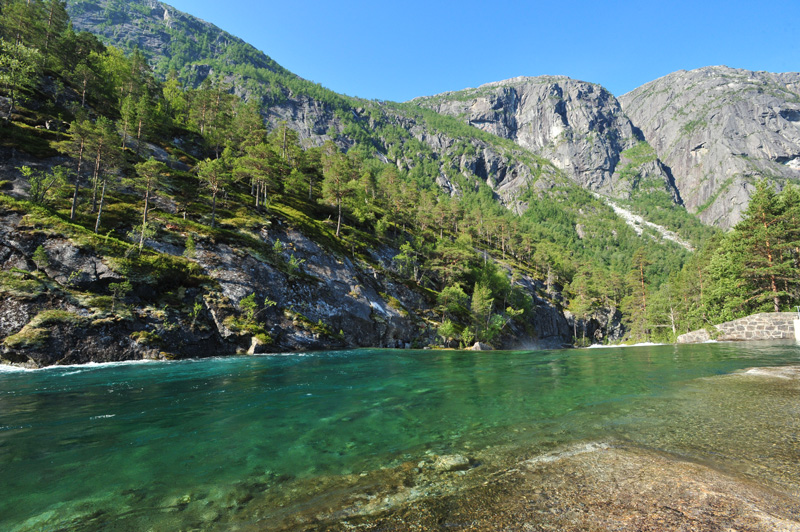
xmin=677 ymin=312 xmax=798 ymax=344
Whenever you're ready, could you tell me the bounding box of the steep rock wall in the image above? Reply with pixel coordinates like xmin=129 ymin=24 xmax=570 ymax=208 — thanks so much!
xmin=620 ymin=66 xmax=800 ymax=228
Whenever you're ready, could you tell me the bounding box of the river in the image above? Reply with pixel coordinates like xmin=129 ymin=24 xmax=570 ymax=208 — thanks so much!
xmin=1 ymin=341 xmax=799 ymax=530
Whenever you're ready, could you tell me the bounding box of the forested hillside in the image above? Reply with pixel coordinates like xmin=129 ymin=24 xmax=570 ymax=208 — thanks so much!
xmin=1 ymin=0 xmax=799 ymax=367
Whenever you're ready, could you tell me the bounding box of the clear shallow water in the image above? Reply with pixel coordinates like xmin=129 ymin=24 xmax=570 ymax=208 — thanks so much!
xmin=1 ymin=342 xmax=799 ymax=530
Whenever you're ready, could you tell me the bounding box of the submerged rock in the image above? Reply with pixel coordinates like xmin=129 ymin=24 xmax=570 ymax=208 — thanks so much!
xmin=433 ymin=454 xmax=471 ymax=472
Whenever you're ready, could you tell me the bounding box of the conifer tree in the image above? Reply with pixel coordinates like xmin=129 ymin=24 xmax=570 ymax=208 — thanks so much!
xmin=471 ymin=282 xmax=494 ymax=344
xmin=92 ymin=117 xmax=123 ymax=233
xmin=130 ymin=158 xmax=166 ymax=251
xmin=734 ymin=180 xmax=796 ymax=312
xmin=622 ymin=247 xmax=652 ymax=341
xmin=58 ymin=118 xmax=92 ymax=220
xmin=0 ymin=39 xmax=40 ymax=121
xmin=41 ymin=0 xmax=69 ymax=66
xmin=320 ymin=141 xmax=355 ymax=238
xmin=197 ymin=157 xmax=229 ymax=228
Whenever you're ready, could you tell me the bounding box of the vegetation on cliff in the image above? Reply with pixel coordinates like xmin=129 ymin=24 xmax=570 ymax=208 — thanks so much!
xmin=2 ymin=0 xmax=799 ymax=365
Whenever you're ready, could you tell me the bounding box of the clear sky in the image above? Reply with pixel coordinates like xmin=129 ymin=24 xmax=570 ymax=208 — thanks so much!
xmin=163 ymin=0 xmax=798 ymax=101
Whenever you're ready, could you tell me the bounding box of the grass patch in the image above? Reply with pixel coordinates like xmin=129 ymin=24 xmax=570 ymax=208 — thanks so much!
xmin=380 ymin=292 xmax=409 ymax=317
xmin=130 ymin=330 xmax=162 ymax=347
xmin=3 ymin=326 xmax=49 ymax=349
xmin=28 ymin=309 xmax=86 ymax=328
xmin=0 ymin=122 xmax=63 ymax=158
xmin=3 ymin=310 xmax=86 ymax=350
xmin=0 ymin=270 xmax=47 ymax=298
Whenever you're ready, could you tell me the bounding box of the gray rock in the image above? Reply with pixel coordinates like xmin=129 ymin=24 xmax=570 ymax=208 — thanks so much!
xmin=620 ymin=66 xmax=800 ymax=228
xmin=469 ymin=342 xmax=493 ymax=351
xmin=414 ymin=76 xmax=681 ymax=201
xmin=433 ymin=454 xmax=471 ymax=472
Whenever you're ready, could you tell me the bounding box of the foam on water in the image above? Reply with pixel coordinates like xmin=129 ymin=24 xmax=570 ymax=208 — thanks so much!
xmin=587 ymin=342 xmax=665 ymax=349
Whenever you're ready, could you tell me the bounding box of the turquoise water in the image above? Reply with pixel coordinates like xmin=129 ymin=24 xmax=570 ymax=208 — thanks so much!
xmin=1 ymin=342 xmax=799 ymax=530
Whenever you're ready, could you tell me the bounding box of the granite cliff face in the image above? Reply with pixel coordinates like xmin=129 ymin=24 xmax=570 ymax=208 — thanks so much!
xmin=620 ymin=66 xmax=800 ymax=228
xmin=414 ymin=77 xmax=681 ymax=202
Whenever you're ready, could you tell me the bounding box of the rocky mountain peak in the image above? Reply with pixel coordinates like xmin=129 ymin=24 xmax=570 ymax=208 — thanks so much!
xmin=620 ymin=66 xmax=800 ymax=228
xmin=414 ymin=76 xmax=680 ymax=202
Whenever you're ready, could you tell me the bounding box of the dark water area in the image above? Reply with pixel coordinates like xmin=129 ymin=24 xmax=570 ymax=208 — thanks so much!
xmin=1 ymin=342 xmax=799 ymax=530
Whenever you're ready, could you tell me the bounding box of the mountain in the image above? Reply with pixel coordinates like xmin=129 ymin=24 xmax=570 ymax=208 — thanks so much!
xmin=620 ymin=66 xmax=800 ymax=228
xmin=412 ymin=76 xmax=681 ymax=203
xmin=3 ymin=0 xmax=769 ymax=370
xmin=64 ymin=0 xmax=707 ymax=239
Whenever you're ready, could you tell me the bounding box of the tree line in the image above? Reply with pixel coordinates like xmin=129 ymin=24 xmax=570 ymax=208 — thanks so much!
xmin=3 ymin=0 xmax=797 ymax=348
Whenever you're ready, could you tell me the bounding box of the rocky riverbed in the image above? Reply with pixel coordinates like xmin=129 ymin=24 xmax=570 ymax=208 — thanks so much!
xmin=291 ymin=443 xmax=800 ymax=532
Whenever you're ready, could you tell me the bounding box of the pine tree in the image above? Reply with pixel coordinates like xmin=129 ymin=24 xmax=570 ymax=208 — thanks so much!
xmin=130 ymin=158 xmax=166 ymax=252
xmin=471 ymin=282 xmax=494 ymax=344
xmin=0 ymin=39 xmax=40 ymax=121
xmin=197 ymin=157 xmax=229 ymax=228
xmin=92 ymin=117 xmax=123 ymax=233
xmin=733 ymin=180 xmax=797 ymax=312
xmin=57 ymin=118 xmax=93 ymax=220
xmin=133 ymin=89 xmax=154 ymax=156
xmin=622 ymin=247 xmax=651 ymax=341
xmin=320 ymin=141 xmax=355 ymax=238
xmin=41 ymin=0 xmax=69 ymax=67
xmin=232 ymin=142 xmax=280 ymax=208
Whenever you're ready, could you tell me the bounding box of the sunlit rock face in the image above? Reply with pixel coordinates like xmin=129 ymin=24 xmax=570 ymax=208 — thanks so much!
xmin=620 ymin=66 xmax=800 ymax=229
xmin=415 ymin=76 xmax=678 ymax=200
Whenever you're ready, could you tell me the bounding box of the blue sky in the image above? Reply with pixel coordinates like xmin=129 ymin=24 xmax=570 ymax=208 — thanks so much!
xmin=164 ymin=0 xmax=798 ymax=101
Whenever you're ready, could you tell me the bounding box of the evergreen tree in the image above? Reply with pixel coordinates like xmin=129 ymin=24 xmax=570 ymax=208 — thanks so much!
xmin=320 ymin=141 xmax=356 ymax=238
xmin=567 ymin=265 xmax=600 ymax=343
xmin=471 ymin=282 xmax=494 ymax=344
xmin=162 ymin=71 xmax=188 ymax=126
xmin=734 ymin=180 xmax=796 ymax=312
xmin=130 ymin=158 xmax=166 ymax=252
xmin=57 ymin=117 xmax=92 ymax=220
xmin=197 ymin=157 xmax=229 ymax=228
xmin=232 ymin=142 xmax=281 ymax=208
xmin=91 ymin=117 xmax=123 ymax=233
xmin=133 ymin=89 xmax=155 ymax=156
xmin=0 ymin=39 xmax=40 ymax=121
xmin=622 ymin=247 xmax=651 ymax=341
xmin=41 ymin=0 xmax=69 ymax=66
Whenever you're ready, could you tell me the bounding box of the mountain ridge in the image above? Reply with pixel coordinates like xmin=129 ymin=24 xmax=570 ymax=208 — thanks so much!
xmin=66 ymin=0 xmax=800 ymax=230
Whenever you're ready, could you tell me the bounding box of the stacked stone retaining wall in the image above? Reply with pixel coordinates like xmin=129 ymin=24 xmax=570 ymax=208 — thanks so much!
xmin=677 ymin=312 xmax=798 ymax=344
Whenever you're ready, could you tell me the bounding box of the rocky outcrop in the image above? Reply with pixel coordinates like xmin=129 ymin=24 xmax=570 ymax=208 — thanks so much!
xmin=677 ymin=312 xmax=798 ymax=343
xmin=620 ymin=66 xmax=800 ymax=228
xmin=0 ymin=200 xmax=575 ymax=367
xmin=414 ymin=77 xmax=681 ymax=201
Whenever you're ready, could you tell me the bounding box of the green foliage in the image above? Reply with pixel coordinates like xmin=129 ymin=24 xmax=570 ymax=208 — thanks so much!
xmin=183 ymin=233 xmax=196 ymax=258
xmin=0 ymin=269 xmax=46 ymax=298
xmin=0 ymin=0 xmax=762 ymax=352
xmin=0 ymin=39 xmax=41 ymax=120
xmin=108 ymin=280 xmax=132 ymax=310
xmin=18 ymin=165 xmax=70 ymax=205
xmin=130 ymin=330 xmax=162 ymax=347
xmin=32 ymin=245 xmax=48 ymax=271
xmin=437 ymin=318 xmax=458 ymax=346
xmin=4 ymin=310 xmax=86 ymax=350
xmin=286 ymin=254 xmax=305 ymax=279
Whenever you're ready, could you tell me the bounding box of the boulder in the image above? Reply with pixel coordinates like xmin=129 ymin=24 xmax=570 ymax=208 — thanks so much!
xmin=433 ymin=454 xmax=471 ymax=472
xmin=470 ymin=342 xmax=493 ymax=351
